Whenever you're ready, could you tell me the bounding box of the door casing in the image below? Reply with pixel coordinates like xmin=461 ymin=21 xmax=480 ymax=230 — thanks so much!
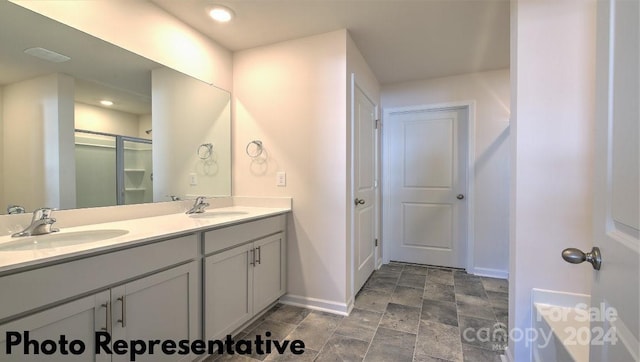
xmin=382 ymin=101 xmax=476 ymax=272
xmin=349 ymin=75 xmax=380 ymax=301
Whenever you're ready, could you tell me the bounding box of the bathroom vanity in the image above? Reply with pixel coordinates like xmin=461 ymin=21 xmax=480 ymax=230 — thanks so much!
xmin=0 ymin=205 xmax=289 ymax=361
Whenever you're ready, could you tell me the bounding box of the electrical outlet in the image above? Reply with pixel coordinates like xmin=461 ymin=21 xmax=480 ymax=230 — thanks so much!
xmin=276 ymin=171 xmax=286 ymax=187
xmin=189 ymin=173 xmax=198 ymax=186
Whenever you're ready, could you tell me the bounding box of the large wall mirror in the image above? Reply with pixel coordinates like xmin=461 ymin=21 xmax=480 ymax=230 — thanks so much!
xmin=0 ymin=2 xmax=231 ymax=215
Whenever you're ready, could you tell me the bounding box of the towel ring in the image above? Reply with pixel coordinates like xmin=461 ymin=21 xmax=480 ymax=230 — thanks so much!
xmin=197 ymin=143 xmax=214 ymax=159
xmin=246 ymin=140 xmax=263 ymax=158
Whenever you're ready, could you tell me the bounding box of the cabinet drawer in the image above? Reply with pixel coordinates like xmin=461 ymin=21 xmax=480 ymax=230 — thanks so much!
xmin=0 ymin=234 xmax=198 ymax=322
xmin=204 ymin=215 xmax=285 ymax=255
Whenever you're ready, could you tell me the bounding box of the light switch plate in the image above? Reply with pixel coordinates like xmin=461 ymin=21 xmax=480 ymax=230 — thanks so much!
xmin=189 ymin=173 xmax=197 ymax=186
xmin=276 ymin=171 xmax=286 ymax=187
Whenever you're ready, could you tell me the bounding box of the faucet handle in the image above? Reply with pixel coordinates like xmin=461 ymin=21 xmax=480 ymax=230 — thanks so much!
xmin=32 ymin=207 xmax=54 ymax=220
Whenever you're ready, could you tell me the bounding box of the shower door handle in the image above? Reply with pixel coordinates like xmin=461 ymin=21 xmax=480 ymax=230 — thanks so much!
xmin=561 ymin=247 xmax=602 ymax=270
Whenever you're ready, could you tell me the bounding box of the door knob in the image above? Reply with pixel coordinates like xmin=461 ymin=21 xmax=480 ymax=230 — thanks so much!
xmin=354 ymin=198 xmax=365 ymax=206
xmin=561 ymin=247 xmax=602 ymax=270
xmin=457 ymin=194 xmax=465 ymax=200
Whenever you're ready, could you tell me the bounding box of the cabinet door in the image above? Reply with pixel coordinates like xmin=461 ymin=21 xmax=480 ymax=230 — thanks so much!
xmin=204 ymin=242 xmax=254 ymax=340
xmin=0 ymin=291 xmax=110 ymax=362
xmin=110 ymin=262 xmax=198 ymax=362
xmin=253 ymin=233 xmax=286 ymax=314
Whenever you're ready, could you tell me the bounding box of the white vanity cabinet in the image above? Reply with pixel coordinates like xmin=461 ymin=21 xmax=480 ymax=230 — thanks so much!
xmin=0 ymin=291 xmax=111 ymax=362
xmin=203 ymin=215 xmax=286 ymax=340
xmin=0 ymin=234 xmax=199 ymax=362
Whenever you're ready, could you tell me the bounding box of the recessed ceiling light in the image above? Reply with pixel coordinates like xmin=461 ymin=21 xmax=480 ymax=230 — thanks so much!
xmin=208 ymin=5 xmax=234 ymax=23
xmin=100 ymin=100 xmax=114 ymax=106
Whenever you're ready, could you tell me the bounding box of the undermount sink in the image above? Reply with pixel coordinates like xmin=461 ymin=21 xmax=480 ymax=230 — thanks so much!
xmin=188 ymin=210 xmax=249 ymax=219
xmin=0 ymin=229 xmax=129 ymax=251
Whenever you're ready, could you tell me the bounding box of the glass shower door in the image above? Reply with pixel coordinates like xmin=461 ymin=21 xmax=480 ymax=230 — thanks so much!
xmin=74 ymin=132 xmax=118 ymax=208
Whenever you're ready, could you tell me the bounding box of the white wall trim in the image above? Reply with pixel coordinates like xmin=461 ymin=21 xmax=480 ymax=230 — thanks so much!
xmin=472 ymin=267 xmax=509 ymax=279
xmin=381 ymin=101 xmax=477 ymax=274
xmin=280 ymin=294 xmax=353 ymax=316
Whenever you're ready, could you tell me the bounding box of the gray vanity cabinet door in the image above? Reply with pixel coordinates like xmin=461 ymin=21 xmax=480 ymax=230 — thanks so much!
xmin=0 ymin=290 xmax=111 ymax=362
xmin=252 ymin=233 xmax=285 ymax=313
xmin=110 ymin=261 xmax=198 ymax=362
xmin=205 ymin=242 xmax=254 ymax=340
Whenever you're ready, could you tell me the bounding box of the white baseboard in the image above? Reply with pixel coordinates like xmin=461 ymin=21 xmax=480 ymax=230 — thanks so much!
xmin=279 ymin=294 xmax=353 ymax=316
xmin=471 ymin=267 xmax=509 ymax=279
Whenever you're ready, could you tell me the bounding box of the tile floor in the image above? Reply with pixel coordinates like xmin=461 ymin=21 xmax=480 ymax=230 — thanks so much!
xmin=206 ymin=262 xmax=509 ymax=362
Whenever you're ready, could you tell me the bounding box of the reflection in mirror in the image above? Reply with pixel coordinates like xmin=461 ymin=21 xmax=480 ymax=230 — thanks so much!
xmin=0 ymin=2 xmax=231 ymax=214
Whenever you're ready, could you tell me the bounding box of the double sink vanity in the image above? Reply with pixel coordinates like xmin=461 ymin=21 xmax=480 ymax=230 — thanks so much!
xmin=0 ymin=200 xmax=291 ymax=361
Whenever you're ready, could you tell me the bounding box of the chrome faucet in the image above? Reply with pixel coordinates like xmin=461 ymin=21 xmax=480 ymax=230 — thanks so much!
xmin=185 ymin=196 xmax=209 ymax=214
xmin=12 ymin=208 xmax=60 ymax=237
xmin=7 ymin=205 xmax=25 ymax=214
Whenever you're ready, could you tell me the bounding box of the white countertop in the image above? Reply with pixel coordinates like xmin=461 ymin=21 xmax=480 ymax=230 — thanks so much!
xmin=0 ymin=206 xmax=290 ymax=274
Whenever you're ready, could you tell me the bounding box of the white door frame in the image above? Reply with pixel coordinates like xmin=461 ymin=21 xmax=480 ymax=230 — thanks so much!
xmin=382 ymin=101 xmax=476 ymax=272
xmin=349 ymin=74 xmax=380 ymax=300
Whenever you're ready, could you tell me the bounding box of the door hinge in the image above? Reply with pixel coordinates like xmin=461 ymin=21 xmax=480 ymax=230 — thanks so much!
xmin=374 ymin=238 xmax=378 ymax=247
xmin=375 ymin=119 xmax=380 ymax=129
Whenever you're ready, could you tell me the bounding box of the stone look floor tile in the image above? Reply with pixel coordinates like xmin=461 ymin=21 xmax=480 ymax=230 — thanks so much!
xmin=364 ymin=275 xmax=398 ymax=293
xmin=398 ymin=272 xmax=427 ymax=289
xmin=264 ymin=348 xmax=318 ymax=361
xmin=264 ymin=304 xmax=311 ymax=325
xmin=486 ymin=291 xmax=508 ymax=310
xmin=421 ymin=299 xmax=459 ymax=327
xmin=424 ymin=281 xmax=456 ymax=303
xmin=454 ymin=278 xmax=487 ymax=298
xmin=415 ymin=320 xmax=463 ymax=362
xmin=354 ymin=288 xmax=391 ymax=313
xmin=391 ymin=285 xmax=424 ymax=307
xmin=402 ymin=264 xmax=430 ymax=276
xmin=480 ymin=277 xmax=509 ymax=293
xmin=455 ymin=294 xmax=496 ymax=320
xmin=334 ymin=308 xmax=383 ymax=342
xmin=458 ymin=315 xmax=507 ymax=352
xmin=208 ymin=263 xmax=508 ymax=362
xmin=428 ymin=268 xmax=455 ymax=285
xmin=462 ymin=344 xmax=502 ymax=362
xmin=285 ymin=311 xmax=342 ymax=351
xmin=315 ymin=335 xmax=369 ymax=362
xmin=379 ymin=302 xmax=421 ymax=334
xmin=364 ymin=327 xmax=416 ymax=362
xmin=242 ymin=320 xmax=299 ymax=361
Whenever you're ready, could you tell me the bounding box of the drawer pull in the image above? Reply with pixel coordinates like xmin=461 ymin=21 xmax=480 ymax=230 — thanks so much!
xmin=117 ymin=296 xmax=126 ymax=327
xmin=101 ymin=302 xmax=111 ymax=334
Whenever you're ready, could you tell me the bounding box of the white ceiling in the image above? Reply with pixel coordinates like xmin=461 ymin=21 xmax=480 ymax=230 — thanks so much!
xmin=151 ymin=0 xmax=510 ymax=85
xmin=0 ymin=1 xmax=156 ymax=115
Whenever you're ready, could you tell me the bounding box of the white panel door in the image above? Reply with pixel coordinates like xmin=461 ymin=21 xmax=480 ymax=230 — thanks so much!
xmin=353 ymin=85 xmax=377 ymax=292
xmin=589 ymin=0 xmax=639 ymax=360
xmin=384 ymin=108 xmax=468 ymax=268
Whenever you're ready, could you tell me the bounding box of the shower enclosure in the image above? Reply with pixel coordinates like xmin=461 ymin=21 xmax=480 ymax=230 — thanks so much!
xmin=74 ymin=130 xmax=153 ymax=208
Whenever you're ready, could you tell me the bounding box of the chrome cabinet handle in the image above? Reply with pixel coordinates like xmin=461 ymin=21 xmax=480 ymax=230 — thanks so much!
xmin=562 ymin=247 xmax=602 ymax=270
xmin=101 ymin=302 xmax=111 ymax=334
xmin=117 ymin=296 xmax=126 ymax=327
xmin=354 ymin=198 xmax=365 ymax=206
